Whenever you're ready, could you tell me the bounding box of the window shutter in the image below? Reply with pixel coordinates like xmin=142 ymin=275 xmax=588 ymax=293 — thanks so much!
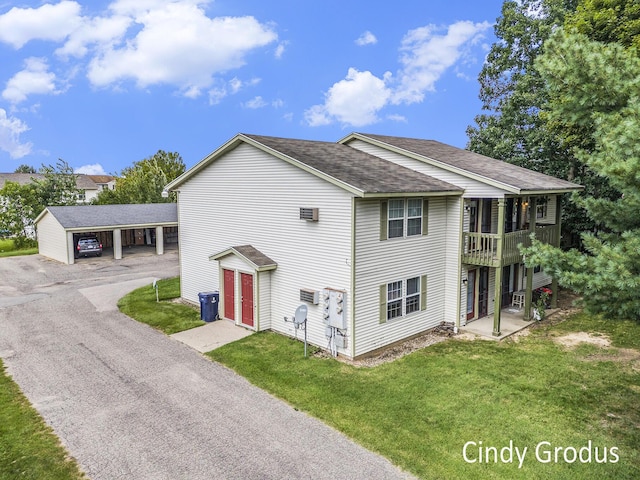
xmin=420 ymin=275 xmax=427 ymax=311
xmin=422 ymin=199 xmax=429 ymax=236
xmin=380 ymin=201 xmax=388 ymax=241
xmin=379 ymin=284 xmax=387 ymax=323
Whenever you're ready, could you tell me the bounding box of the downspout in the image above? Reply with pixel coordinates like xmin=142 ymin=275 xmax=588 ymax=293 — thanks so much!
xmin=492 ymin=198 xmax=506 ymax=336
xmin=524 ymin=197 xmax=537 ymax=320
xmin=350 ymin=197 xmax=357 ymax=359
xmin=455 ymin=197 xmax=465 ymax=332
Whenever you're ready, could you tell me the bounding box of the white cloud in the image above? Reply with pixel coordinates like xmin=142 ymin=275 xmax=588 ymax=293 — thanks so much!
xmin=75 ymin=163 xmax=107 ymax=175
xmin=55 ymin=14 xmax=132 ymax=59
xmin=306 ymin=20 xmax=491 ymax=127
xmin=0 ymin=1 xmax=82 ymax=49
xmin=0 ymin=109 xmax=32 ymax=159
xmin=305 ymin=68 xmax=391 ymax=127
xmin=393 ymin=20 xmax=491 ymax=104
xmin=355 ymin=31 xmax=377 ymax=46
xmin=274 ymin=42 xmax=287 ymax=59
xmin=87 ymin=2 xmax=277 ymax=96
xmin=207 ymin=77 xmax=261 ymax=105
xmin=2 ymin=58 xmax=59 ymax=104
xmin=243 ymin=96 xmax=268 ymax=109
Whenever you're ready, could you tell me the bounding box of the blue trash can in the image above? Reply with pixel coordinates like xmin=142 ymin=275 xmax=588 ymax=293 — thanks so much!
xmin=198 ymin=291 xmax=219 ymax=322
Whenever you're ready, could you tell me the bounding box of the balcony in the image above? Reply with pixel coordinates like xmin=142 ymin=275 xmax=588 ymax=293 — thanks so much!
xmin=462 ymin=225 xmax=558 ymax=267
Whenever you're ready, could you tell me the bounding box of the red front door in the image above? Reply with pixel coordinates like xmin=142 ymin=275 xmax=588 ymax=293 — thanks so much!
xmin=223 ymin=269 xmax=235 ymax=321
xmin=241 ymin=273 xmax=254 ymax=327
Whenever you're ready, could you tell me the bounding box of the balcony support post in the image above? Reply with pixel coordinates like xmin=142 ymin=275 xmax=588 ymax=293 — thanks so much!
xmin=551 ymin=195 xmax=562 ymax=308
xmin=492 ymin=199 xmax=506 ymax=336
xmin=524 ymin=197 xmax=537 ymax=320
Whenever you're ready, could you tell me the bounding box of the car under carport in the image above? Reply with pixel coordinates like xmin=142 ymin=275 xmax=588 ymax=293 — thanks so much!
xmin=35 ymin=203 xmax=178 ymax=264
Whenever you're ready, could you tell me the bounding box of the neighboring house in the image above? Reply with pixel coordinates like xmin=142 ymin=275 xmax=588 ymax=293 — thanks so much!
xmin=35 ymin=203 xmax=178 ymax=264
xmin=165 ymin=133 xmax=582 ymax=359
xmin=0 ymin=173 xmax=116 ymax=203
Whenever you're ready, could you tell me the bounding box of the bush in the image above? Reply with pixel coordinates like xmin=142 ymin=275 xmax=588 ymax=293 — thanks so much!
xmin=13 ymin=236 xmax=37 ymax=250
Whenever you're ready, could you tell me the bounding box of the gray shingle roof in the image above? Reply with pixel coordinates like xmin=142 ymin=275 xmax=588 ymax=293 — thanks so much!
xmin=0 ymin=173 xmax=100 ymax=190
xmin=209 ymin=245 xmax=277 ymax=271
xmin=44 ymin=203 xmax=177 ymax=229
xmin=244 ymin=134 xmax=463 ymax=196
xmin=348 ymin=133 xmax=583 ymax=193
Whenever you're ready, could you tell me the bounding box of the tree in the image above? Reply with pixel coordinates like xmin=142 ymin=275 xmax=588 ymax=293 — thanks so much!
xmin=565 ymin=0 xmax=640 ymax=49
xmin=14 ymin=164 xmax=36 ymax=173
xmin=522 ymin=31 xmax=640 ymax=320
xmin=35 ymin=159 xmax=83 ymax=209
xmin=466 ymin=0 xmax=594 ymax=247
xmin=93 ymin=150 xmax=185 ymax=204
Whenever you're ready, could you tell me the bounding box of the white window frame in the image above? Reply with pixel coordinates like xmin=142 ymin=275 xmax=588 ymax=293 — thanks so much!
xmin=386 ymin=276 xmax=421 ymax=320
xmin=387 ymin=199 xmax=423 ymax=239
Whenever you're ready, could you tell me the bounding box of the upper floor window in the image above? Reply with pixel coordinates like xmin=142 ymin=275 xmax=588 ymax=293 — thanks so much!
xmin=381 ymin=198 xmax=428 ymax=240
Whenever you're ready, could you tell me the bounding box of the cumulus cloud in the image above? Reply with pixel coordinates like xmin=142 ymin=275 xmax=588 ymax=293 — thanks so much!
xmin=0 ymin=1 xmax=82 ymax=49
xmin=355 ymin=31 xmax=377 ymax=46
xmin=305 ymin=68 xmax=392 ymax=127
xmin=75 ymin=163 xmax=107 ymax=175
xmin=2 ymin=58 xmax=59 ymax=104
xmin=0 ymin=109 xmax=32 ymax=158
xmin=306 ymin=20 xmax=491 ymax=127
xmin=87 ymin=2 xmax=277 ymax=96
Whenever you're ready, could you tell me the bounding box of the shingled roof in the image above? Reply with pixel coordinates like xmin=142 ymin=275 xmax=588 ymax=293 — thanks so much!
xmin=241 ymin=134 xmax=462 ymax=196
xmin=343 ymin=133 xmax=583 ymax=194
xmin=39 ymin=203 xmax=177 ymax=230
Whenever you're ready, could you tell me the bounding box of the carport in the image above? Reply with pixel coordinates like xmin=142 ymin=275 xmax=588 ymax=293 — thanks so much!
xmin=35 ymin=203 xmax=178 ymax=264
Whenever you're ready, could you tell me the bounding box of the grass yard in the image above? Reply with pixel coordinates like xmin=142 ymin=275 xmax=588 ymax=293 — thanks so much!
xmin=118 ymin=276 xmax=205 ymax=334
xmin=208 ymin=314 xmax=640 ymax=479
xmin=0 ymin=238 xmax=38 ymax=258
xmin=0 ymin=360 xmax=85 ymax=479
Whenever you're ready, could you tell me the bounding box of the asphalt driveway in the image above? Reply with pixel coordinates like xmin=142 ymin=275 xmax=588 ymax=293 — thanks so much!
xmin=0 ymin=252 xmax=413 ymax=479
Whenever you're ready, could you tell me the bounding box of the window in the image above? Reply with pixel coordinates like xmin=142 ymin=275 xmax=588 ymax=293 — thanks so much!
xmin=381 ymin=276 xmax=426 ymax=322
xmin=381 ymin=199 xmax=427 ymax=240
xmin=536 ymin=197 xmax=548 ymax=219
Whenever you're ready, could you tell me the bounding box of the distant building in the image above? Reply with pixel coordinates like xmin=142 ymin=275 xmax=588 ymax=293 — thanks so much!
xmin=0 ymin=173 xmax=116 ymax=203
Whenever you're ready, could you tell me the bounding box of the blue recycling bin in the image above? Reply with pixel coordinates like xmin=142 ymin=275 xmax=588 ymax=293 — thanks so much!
xmin=198 ymin=291 xmax=219 ymax=322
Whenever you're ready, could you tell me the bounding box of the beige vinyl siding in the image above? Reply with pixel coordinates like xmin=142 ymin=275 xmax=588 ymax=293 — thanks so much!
xmin=443 ymin=196 xmax=462 ymax=323
xmin=36 ymin=212 xmax=70 ymax=264
xmin=347 ymin=139 xmax=507 ymax=198
xmin=353 ymin=196 xmax=451 ymax=357
xmin=176 ymin=142 xmax=353 ymax=353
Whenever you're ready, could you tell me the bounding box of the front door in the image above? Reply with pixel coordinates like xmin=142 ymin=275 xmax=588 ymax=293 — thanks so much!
xmin=240 ymin=273 xmax=254 ymax=327
xmin=466 ymin=269 xmax=476 ymax=321
xmin=223 ymin=269 xmax=235 ymax=320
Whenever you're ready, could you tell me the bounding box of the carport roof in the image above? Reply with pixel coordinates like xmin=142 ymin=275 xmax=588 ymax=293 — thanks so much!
xmin=38 ymin=203 xmax=178 ymax=230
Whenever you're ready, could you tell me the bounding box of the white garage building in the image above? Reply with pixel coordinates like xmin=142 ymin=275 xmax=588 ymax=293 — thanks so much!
xmin=35 ymin=203 xmax=178 ymax=264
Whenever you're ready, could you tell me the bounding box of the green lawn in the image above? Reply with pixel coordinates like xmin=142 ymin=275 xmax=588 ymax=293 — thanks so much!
xmin=208 ymin=316 xmax=640 ymax=479
xmin=118 ymin=276 xmax=205 ymax=334
xmin=118 ymin=280 xmax=640 ymax=479
xmin=0 ymin=238 xmax=38 ymax=258
xmin=0 ymin=360 xmax=85 ymax=479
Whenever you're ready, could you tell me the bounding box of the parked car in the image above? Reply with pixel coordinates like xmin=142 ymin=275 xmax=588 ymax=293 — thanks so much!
xmin=75 ymin=237 xmax=102 ymax=258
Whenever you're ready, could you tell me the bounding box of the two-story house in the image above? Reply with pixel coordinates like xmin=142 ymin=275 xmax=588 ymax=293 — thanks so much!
xmin=165 ymin=133 xmax=581 ymax=359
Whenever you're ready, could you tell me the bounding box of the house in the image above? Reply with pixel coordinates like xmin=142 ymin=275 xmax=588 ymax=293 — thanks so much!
xmin=0 ymin=173 xmax=116 ymax=203
xmin=35 ymin=203 xmax=178 ymax=264
xmin=165 ymin=133 xmax=582 ymax=359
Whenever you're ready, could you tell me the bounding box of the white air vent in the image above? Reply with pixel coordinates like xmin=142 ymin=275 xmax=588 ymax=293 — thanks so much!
xmin=299 ymin=207 xmax=319 ymax=221
xmin=300 ymin=288 xmax=319 ymax=304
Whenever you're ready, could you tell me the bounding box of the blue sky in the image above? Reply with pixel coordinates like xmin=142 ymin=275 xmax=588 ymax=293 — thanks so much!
xmin=0 ymin=0 xmax=504 ymax=175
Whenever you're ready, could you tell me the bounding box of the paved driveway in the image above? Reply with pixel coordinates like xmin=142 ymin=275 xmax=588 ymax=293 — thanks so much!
xmin=0 ymin=253 xmax=413 ymax=479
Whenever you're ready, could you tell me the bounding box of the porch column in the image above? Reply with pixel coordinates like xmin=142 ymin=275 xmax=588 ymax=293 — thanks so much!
xmin=155 ymin=226 xmax=164 ymax=255
xmin=67 ymin=231 xmax=75 ymax=265
xmin=524 ymin=197 xmax=537 ymax=320
xmin=492 ymin=198 xmax=506 ymax=336
xmin=550 ymin=195 xmax=562 ymax=308
xmin=113 ymin=228 xmax=122 ymax=260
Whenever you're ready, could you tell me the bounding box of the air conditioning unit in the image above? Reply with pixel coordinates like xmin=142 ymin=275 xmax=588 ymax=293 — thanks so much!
xmin=299 ymin=288 xmax=319 ymax=304
xmin=299 ymin=207 xmax=319 ymax=221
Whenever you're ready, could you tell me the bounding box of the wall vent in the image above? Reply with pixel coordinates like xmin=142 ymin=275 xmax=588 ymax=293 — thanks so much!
xmin=299 ymin=207 xmax=319 ymax=221
xmin=300 ymin=288 xmax=319 ymax=304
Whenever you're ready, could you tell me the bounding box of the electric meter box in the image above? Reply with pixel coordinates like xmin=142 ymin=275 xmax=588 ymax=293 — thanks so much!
xmin=322 ymin=288 xmax=347 ymax=329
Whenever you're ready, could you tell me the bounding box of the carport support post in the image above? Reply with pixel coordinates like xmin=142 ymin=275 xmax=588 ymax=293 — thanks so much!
xmin=155 ymin=226 xmax=164 ymax=255
xmin=67 ymin=231 xmax=75 ymax=264
xmin=113 ymin=228 xmax=122 ymax=260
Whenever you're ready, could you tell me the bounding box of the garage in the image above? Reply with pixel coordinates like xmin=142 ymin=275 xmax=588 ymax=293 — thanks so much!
xmin=35 ymin=203 xmax=178 ymax=264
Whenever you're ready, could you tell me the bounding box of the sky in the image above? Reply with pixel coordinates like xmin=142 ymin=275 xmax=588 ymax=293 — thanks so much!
xmin=0 ymin=0 xmax=506 ymax=175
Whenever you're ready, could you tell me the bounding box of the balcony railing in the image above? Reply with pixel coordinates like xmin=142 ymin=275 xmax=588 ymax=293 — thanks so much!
xmin=462 ymin=225 xmax=558 ymax=267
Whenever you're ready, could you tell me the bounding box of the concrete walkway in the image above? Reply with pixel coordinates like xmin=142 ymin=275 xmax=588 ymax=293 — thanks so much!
xmin=0 ymin=253 xmax=414 ymax=480
xmin=170 ymin=320 xmax=254 ymax=353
